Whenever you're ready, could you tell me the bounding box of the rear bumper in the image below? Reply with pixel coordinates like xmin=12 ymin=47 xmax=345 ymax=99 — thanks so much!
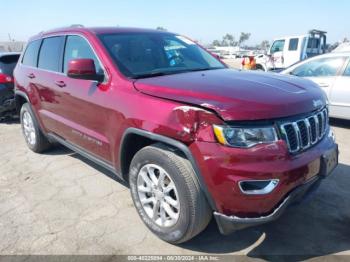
xmin=0 ymin=83 xmax=15 ymax=115
xmin=214 ymin=174 xmax=323 ymax=235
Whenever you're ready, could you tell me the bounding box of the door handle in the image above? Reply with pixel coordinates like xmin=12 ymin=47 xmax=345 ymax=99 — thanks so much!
xmin=55 ymin=80 xmax=66 ymax=88
xmin=27 ymin=73 xmax=35 ymax=79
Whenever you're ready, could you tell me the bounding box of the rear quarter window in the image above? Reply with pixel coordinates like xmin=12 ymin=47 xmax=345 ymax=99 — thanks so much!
xmin=22 ymin=40 xmax=41 ymax=67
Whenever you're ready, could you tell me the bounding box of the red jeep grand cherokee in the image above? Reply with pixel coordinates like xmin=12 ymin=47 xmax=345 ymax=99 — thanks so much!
xmin=14 ymin=27 xmax=338 ymax=243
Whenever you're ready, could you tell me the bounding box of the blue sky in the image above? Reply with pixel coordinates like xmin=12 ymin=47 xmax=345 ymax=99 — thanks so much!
xmin=2 ymin=0 xmax=349 ymax=45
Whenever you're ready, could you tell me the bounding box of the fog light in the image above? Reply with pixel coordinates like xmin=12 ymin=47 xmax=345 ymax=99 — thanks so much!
xmin=238 ymin=179 xmax=279 ymax=195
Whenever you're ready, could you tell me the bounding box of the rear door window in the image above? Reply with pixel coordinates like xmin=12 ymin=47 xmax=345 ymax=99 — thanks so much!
xmin=38 ymin=36 xmax=65 ymax=72
xmin=22 ymin=40 xmax=41 ymax=67
xmin=0 ymin=54 xmax=20 ymax=76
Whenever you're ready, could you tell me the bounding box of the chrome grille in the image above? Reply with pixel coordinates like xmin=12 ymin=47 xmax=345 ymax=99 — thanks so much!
xmin=280 ymin=108 xmax=328 ymax=153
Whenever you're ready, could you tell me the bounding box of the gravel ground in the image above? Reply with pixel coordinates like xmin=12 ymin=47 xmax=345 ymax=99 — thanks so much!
xmin=0 ymin=118 xmax=349 ymax=261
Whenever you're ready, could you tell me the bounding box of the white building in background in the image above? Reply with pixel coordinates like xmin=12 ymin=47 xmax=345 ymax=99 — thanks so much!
xmin=0 ymin=41 xmax=25 ymax=52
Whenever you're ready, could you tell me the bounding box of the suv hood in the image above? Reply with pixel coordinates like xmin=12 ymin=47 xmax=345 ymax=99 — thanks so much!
xmin=133 ymin=69 xmax=327 ymax=121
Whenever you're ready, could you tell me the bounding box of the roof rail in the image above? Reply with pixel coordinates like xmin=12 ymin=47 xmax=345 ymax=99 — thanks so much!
xmin=37 ymin=24 xmax=85 ymax=35
xmin=70 ymin=24 xmax=84 ymax=28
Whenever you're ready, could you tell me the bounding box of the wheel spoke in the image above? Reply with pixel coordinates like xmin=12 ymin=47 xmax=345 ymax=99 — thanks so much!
xmin=160 ymin=202 xmax=167 ymax=226
xmin=163 ymin=181 xmax=175 ymax=194
xmin=164 ymin=196 xmax=179 ymax=209
xmin=139 ymin=171 xmax=153 ymax=187
xmin=138 ymin=185 xmax=152 ymax=193
xmin=147 ymin=166 xmax=158 ymax=185
xmin=158 ymin=170 xmax=166 ymax=187
xmin=152 ymin=200 xmax=160 ymax=220
xmin=162 ymin=201 xmax=178 ymax=220
xmin=141 ymin=196 xmax=155 ymax=205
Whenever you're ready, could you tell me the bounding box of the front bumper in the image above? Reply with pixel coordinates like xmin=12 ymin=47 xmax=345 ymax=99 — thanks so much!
xmin=214 ymin=174 xmax=323 ymax=235
xmin=189 ymin=127 xmax=338 ymax=232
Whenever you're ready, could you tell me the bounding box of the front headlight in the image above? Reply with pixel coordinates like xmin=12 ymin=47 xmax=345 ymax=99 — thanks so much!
xmin=213 ymin=125 xmax=278 ymax=148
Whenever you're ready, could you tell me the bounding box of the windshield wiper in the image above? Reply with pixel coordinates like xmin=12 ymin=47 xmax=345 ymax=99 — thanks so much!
xmin=132 ymin=71 xmax=170 ymax=79
xmin=186 ymin=67 xmax=223 ymax=72
xmin=132 ymin=67 xmax=224 ymax=79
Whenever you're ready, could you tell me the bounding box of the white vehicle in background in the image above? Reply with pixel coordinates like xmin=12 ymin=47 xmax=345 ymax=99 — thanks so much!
xmin=281 ymin=52 xmax=350 ymax=120
xmin=332 ymin=42 xmax=350 ymax=53
xmin=256 ymin=30 xmax=327 ymax=71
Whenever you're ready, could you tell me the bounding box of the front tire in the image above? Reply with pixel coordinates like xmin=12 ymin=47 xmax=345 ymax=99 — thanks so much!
xmin=129 ymin=143 xmax=212 ymax=244
xmin=20 ymin=103 xmax=51 ymax=153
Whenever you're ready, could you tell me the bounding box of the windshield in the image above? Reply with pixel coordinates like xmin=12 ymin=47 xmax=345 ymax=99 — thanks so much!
xmin=98 ymin=33 xmax=225 ymax=78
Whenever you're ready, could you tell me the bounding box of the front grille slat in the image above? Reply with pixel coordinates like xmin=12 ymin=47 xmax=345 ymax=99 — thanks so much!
xmin=280 ymin=108 xmax=328 ymax=153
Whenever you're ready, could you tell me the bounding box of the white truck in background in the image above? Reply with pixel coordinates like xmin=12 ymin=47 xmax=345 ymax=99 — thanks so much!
xmin=255 ymin=29 xmax=327 ymax=71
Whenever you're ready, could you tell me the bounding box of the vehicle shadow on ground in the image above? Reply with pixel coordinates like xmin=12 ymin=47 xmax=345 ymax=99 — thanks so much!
xmin=0 ymin=117 xmax=19 ymax=125
xmin=45 ymin=144 xmax=129 ymax=187
xmin=181 ymin=163 xmax=350 ymax=261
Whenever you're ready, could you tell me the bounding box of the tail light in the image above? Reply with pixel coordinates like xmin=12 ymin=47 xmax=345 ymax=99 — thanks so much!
xmin=0 ymin=73 xmax=13 ymax=84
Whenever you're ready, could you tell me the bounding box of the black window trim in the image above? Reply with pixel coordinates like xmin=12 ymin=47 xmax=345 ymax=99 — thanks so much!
xmin=21 ymin=33 xmax=108 ymax=83
xmin=37 ymin=35 xmax=65 ymax=74
xmin=21 ymin=39 xmax=42 ymax=68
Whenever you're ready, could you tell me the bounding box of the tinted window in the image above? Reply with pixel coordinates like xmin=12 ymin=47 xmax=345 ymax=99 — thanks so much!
xmin=270 ymin=40 xmax=285 ymax=53
xmin=288 ymin=38 xmax=299 ymax=51
xmin=38 ymin=37 xmax=64 ymax=72
xmin=63 ymin=35 xmax=103 ymax=74
xmin=343 ymin=61 xmax=350 ymax=76
xmin=0 ymin=54 xmax=20 ymax=76
xmin=307 ymin=38 xmax=320 ymax=49
xmin=99 ymin=33 xmax=225 ymax=78
xmin=291 ymin=57 xmax=345 ymax=77
xmin=22 ymin=40 xmax=41 ymax=67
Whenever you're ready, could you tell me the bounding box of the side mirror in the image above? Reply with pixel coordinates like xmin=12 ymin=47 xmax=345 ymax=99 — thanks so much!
xmin=67 ymin=59 xmax=103 ymax=82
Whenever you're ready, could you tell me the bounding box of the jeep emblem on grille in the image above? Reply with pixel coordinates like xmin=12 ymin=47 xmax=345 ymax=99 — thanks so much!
xmin=313 ymin=99 xmax=323 ymax=109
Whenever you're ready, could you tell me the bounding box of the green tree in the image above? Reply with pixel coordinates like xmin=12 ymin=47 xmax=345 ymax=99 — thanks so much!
xmin=239 ymin=32 xmax=251 ymax=46
xmin=221 ymin=33 xmax=236 ymax=46
xmin=260 ymin=40 xmax=270 ymax=51
xmin=212 ymin=40 xmax=221 ymax=46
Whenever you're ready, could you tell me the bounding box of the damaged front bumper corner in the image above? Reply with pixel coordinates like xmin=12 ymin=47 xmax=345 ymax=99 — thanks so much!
xmin=214 ymin=175 xmax=322 ymax=235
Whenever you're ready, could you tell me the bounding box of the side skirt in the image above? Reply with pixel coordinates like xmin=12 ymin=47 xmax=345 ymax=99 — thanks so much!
xmin=47 ymin=133 xmax=120 ymax=178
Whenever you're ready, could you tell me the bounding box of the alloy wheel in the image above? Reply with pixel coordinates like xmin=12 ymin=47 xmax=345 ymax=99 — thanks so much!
xmin=137 ymin=164 xmax=180 ymax=227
